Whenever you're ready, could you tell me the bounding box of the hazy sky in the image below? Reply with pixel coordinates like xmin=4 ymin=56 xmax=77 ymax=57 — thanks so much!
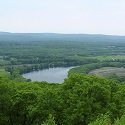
xmin=0 ymin=0 xmax=125 ymax=35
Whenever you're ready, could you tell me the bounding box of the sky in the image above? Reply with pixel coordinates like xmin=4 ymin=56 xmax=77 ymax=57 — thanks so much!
xmin=0 ymin=0 xmax=125 ymax=35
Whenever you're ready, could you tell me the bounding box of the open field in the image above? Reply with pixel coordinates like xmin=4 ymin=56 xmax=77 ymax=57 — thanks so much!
xmin=0 ymin=68 xmax=10 ymax=77
xmin=89 ymin=67 xmax=125 ymax=77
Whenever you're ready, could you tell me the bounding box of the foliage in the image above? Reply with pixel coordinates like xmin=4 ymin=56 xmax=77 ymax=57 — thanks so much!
xmin=41 ymin=114 xmax=56 ymax=125
xmin=1 ymin=34 xmax=125 ymax=124
xmin=88 ymin=114 xmax=110 ymax=125
xmin=1 ymin=71 xmax=125 ymax=125
xmin=114 ymin=113 xmax=125 ymax=125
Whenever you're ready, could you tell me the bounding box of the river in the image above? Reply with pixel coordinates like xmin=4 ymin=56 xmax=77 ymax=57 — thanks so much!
xmin=22 ymin=67 xmax=73 ymax=83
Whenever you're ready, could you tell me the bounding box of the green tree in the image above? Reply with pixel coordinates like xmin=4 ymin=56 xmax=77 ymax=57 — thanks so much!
xmin=88 ymin=114 xmax=110 ymax=125
xmin=41 ymin=114 xmax=56 ymax=125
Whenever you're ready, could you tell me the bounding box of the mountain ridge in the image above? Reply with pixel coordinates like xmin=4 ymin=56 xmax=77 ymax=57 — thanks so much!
xmin=0 ymin=32 xmax=125 ymax=42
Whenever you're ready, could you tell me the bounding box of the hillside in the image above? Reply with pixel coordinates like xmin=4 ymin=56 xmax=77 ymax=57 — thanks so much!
xmin=1 ymin=32 xmax=125 ymax=124
xmin=0 ymin=32 xmax=125 ymax=42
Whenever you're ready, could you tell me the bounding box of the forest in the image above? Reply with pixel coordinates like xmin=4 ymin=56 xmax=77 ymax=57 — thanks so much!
xmin=1 ymin=33 xmax=125 ymax=124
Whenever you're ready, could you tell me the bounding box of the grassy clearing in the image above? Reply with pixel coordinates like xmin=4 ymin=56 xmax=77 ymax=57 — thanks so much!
xmin=0 ymin=68 xmax=10 ymax=78
xmin=0 ymin=68 xmax=5 ymax=72
xmin=89 ymin=67 xmax=125 ymax=77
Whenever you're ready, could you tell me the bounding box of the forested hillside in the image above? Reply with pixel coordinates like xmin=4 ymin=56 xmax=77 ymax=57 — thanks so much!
xmin=1 ymin=33 xmax=125 ymax=75
xmin=1 ymin=33 xmax=125 ymax=124
xmin=1 ymin=32 xmax=125 ymax=42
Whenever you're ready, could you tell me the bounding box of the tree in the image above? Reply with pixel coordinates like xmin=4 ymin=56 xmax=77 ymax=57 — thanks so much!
xmin=88 ymin=114 xmax=110 ymax=125
xmin=41 ymin=114 xmax=56 ymax=125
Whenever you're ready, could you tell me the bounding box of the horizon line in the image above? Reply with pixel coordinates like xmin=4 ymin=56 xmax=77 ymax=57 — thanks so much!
xmin=1 ymin=31 xmax=125 ymax=37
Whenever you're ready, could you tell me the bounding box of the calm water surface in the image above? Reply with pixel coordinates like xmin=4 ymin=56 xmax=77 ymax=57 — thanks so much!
xmin=23 ymin=67 xmax=73 ymax=83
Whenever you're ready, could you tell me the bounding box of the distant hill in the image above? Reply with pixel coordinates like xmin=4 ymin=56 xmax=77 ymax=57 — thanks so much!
xmin=0 ymin=32 xmax=125 ymax=43
xmin=0 ymin=32 xmax=11 ymax=35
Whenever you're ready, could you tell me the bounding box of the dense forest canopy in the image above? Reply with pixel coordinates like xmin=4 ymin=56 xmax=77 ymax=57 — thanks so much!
xmin=1 ymin=33 xmax=125 ymax=69
xmin=1 ymin=33 xmax=125 ymax=124
xmin=1 ymin=32 xmax=125 ymax=42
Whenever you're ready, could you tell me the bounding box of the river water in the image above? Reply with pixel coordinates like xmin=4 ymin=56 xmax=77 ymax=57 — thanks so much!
xmin=23 ymin=67 xmax=73 ymax=83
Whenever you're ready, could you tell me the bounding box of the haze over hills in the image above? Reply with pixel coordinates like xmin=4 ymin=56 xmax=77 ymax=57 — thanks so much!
xmin=0 ymin=32 xmax=125 ymax=43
